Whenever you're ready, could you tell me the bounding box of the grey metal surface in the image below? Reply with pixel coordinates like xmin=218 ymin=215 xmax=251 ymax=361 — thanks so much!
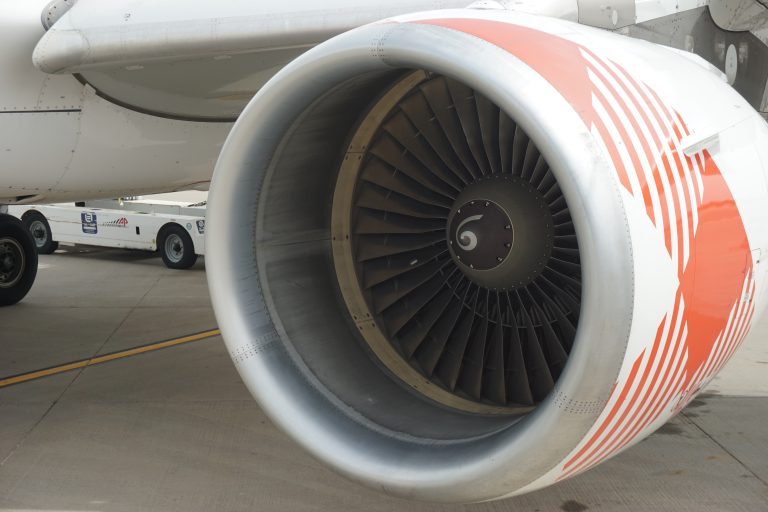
xmin=0 ymin=248 xmax=767 ymax=510
xmin=468 ymin=0 xmax=578 ymax=21
xmin=710 ymin=0 xmax=768 ymax=31
xmin=40 ymin=0 xmax=76 ymax=30
xmin=627 ymin=7 xmax=768 ymax=113
xmin=34 ymin=0 xmax=470 ymax=120
xmin=579 ymin=0 xmax=636 ymax=29
xmin=164 ymin=233 xmax=185 ymax=264
xmin=28 ymin=219 xmax=47 ymax=248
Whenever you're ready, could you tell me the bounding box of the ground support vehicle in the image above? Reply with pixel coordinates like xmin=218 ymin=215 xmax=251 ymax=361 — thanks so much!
xmin=8 ymin=199 xmax=206 ymax=269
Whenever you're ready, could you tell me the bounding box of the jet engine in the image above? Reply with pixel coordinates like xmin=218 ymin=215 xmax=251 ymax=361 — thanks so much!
xmin=206 ymin=9 xmax=768 ymax=502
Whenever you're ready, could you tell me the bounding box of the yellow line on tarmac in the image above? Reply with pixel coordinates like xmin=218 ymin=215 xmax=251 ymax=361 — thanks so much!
xmin=0 ymin=329 xmax=221 ymax=389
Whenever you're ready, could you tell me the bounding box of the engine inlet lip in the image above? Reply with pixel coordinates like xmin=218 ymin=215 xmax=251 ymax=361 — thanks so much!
xmin=206 ymin=15 xmax=635 ymax=502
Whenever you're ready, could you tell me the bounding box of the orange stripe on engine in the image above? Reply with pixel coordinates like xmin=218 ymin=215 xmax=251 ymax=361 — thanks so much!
xmin=582 ymin=48 xmax=672 ymax=227
xmin=562 ymin=345 xmax=648 ymax=473
xmin=564 ymin=290 xmax=683 ymax=476
xmin=582 ymin=55 xmax=659 ymax=222
xmin=602 ymin=297 xmax=689 ymax=463
xmin=587 ymin=78 xmax=656 ymax=220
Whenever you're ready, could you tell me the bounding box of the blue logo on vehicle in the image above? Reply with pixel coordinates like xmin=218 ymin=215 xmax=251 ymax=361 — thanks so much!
xmin=81 ymin=212 xmax=97 ymax=234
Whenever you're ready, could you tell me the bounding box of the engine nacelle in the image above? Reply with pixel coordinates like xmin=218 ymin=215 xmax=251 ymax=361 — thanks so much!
xmin=206 ymin=9 xmax=768 ymax=502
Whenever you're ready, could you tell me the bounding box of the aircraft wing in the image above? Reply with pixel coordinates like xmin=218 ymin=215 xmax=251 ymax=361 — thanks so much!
xmin=34 ymin=0 xmax=469 ymax=120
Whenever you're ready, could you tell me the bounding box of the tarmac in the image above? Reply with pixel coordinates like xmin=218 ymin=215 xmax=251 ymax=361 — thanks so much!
xmin=1 ymin=245 xmax=767 ymax=512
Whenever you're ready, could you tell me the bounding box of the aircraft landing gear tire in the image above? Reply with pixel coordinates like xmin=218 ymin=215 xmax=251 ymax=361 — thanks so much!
xmin=23 ymin=211 xmax=59 ymax=255
xmin=158 ymin=224 xmax=198 ymax=270
xmin=0 ymin=214 xmax=38 ymax=306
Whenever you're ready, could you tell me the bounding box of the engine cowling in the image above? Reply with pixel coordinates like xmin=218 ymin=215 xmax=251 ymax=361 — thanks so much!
xmin=206 ymin=9 xmax=768 ymax=502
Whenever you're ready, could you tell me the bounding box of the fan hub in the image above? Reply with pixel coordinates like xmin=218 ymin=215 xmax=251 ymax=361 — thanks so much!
xmin=448 ymin=200 xmax=513 ymax=271
xmin=447 ymin=176 xmax=554 ymax=290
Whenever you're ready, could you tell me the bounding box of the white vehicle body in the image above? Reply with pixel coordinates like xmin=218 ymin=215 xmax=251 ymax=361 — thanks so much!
xmin=3 ymin=0 xmax=768 ymax=503
xmin=7 ymin=200 xmax=206 ymax=255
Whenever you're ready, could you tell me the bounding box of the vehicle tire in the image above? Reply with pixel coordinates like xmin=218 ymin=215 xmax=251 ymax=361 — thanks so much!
xmin=158 ymin=224 xmax=198 ymax=270
xmin=0 ymin=214 xmax=38 ymax=306
xmin=22 ymin=211 xmax=59 ymax=254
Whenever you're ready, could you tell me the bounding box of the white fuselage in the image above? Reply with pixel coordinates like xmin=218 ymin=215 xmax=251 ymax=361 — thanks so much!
xmin=0 ymin=0 xmax=471 ymax=205
xmin=0 ymin=0 xmax=232 ymax=204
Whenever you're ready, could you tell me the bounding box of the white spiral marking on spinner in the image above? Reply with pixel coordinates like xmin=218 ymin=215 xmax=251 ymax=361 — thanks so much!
xmin=456 ymin=215 xmax=484 ymax=251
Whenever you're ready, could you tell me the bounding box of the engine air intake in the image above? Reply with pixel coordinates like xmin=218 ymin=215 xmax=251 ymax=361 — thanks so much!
xmin=333 ymin=74 xmax=582 ymax=411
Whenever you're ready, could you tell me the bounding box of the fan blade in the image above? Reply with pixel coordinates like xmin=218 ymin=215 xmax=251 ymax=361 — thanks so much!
xmin=446 ymin=79 xmax=491 ymax=176
xmin=399 ymin=91 xmax=471 ymax=187
xmin=354 ymin=208 xmax=445 ymax=236
xmin=474 ymin=93 xmax=502 ymax=175
xmin=482 ymin=301 xmax=507 ymax=404
xmin=516 ymin=291 xmax=556 ymax=401
xmin=361 ymin=158 xmax=453 ymax=208
xmin=457 ymin=291 xmax=490 ymax=400
xmin=371 ymin=131 xmax=459 ymax=199
xmin=521 ymin=140 xmax=541 ymax=181
xmin=420 ymin=78 xmax=481 ymax=180
xmin=434 ymin=285 xmax=478 ymax=390
xmin=371 ymin=259 xmax=453 ymax=314
xmin=415 ymin=289 xmax=467 ymax=376
xmin=356 ymin=183 xmax=449 ymax=220
xmin=362 ymin=244 xmax=448 ymax=289
xmin=511 ymin=125 xmax=530 ymax=176
xmin=504 ymin=299 xmax=534 ymax=406
xmin=499 ymin=112 xmax=516 ymax=174
xmin=356 ymin=233 xmax=445 ymax=262
xmin=398 ymin=279 xmax=464 ymax=357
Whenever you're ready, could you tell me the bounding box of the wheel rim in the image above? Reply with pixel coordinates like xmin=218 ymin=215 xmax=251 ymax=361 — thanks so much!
xmin=29 ymin=220 xmax=48 ymax=249
xmin=332 ymin=74 xmax=582 ymax=412
xmin=0 ymin=237 xmax=25 ymax=289
xmin=164 ymin=234 xmax=185 ymax=263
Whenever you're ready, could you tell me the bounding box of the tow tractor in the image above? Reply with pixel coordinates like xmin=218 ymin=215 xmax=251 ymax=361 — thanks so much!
xmin=7 ymin=193 xmax=206 ymax=270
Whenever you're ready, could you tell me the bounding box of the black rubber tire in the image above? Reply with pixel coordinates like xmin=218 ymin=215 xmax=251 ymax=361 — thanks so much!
xmin=0 ymin=214 xmax=38 ymax=306
xmin=22 ymin=211 xmax=59 ymax=255
xmin=158 ymin=224 xmax=198 ymax=270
